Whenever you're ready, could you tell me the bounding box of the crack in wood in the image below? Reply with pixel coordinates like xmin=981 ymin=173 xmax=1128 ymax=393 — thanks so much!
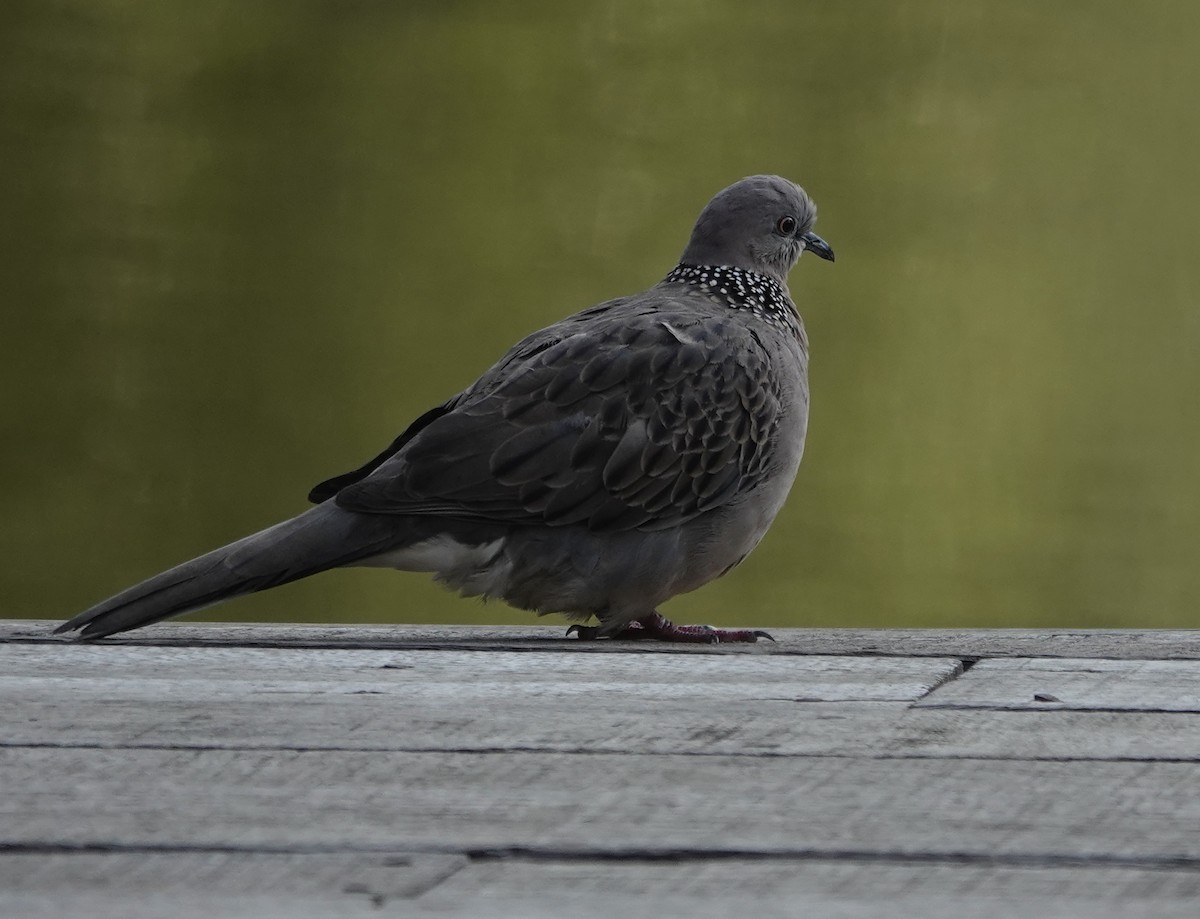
xmin=910 ymin=658 xmax=969 ymax=702
xmin=462 ymin=846 xmax=1200 ymax=871
xmin=7 ymin=842 xmax=1196 ymax=873
xmin=3 ymin=740 xmax=1197 ymax=763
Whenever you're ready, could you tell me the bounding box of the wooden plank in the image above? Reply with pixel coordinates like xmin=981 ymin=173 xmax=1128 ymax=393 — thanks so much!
xmin=918 ymin=658 xmax=1200 ymax=711
xmin=9 ymin=693 xmax=1200 ymax=761
xmin=4 ymin=853 xmax=1200 ymax=919
xmin=4 ymin=748 xmax=1199 ymax=861
xmin=0 ymin=643 xmax=954 ymax=758
xmin=0 ymin=695 xmax=909 ymax=756
xmin=10 ymin=696 xmax=1200 ymax=760
xmin=0 ymin=644 xmax=961 ymax=703
xmin=6 ymin=620 xmax=1200 ymax=659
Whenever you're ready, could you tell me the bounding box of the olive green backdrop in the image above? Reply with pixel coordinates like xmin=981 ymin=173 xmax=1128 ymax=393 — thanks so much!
xmin=3 ymin=1 xmax=1197 ymax=629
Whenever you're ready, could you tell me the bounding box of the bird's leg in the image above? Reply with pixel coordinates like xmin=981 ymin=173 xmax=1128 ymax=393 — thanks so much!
xmin=626 ymin=613 xmax=775 ymax=643
xmin=567 ymin=612 xmax=773 ymax=644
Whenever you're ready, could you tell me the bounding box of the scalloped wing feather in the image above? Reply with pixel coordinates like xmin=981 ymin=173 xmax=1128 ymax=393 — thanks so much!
xmin=331 ymin=300 xmax=783 ymax=534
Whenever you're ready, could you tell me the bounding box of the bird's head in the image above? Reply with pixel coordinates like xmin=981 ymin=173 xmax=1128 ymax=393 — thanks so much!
xmin=680 ymin=175 xmax=834 ymax=284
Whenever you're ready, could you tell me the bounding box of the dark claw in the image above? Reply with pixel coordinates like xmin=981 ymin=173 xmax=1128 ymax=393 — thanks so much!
xmin=754 ymin=630 xmax=776 ymax=643
xmin=566 ymin=624 xmax=600 ymax=641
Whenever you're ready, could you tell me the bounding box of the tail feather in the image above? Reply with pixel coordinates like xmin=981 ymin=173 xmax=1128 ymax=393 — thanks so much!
xmin=57 ymin=503 xmax=401 ymax=640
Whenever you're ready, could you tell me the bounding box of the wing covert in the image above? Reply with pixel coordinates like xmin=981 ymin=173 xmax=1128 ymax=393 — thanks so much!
xmin=333 ymin=309 xmax=782 ymax=533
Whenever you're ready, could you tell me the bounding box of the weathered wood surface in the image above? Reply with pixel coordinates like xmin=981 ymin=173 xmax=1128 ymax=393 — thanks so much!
xmin=5 ymin=619 xmax=1200 ymax=658
xmin=3 ymin=620 xmax=1200 ymax=918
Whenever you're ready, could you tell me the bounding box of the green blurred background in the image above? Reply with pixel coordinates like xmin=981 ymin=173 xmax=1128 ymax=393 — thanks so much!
xmin=2 ymin=1 xmax=1197 ymax=630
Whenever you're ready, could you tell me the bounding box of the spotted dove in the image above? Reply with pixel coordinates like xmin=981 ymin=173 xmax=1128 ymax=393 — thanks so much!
xmin=57 ymin=175 xmax=834 ymax=642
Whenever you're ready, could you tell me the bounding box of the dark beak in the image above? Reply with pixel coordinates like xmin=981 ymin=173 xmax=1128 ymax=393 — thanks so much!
xmin=801 ymin=231 xmax=835 ymax=262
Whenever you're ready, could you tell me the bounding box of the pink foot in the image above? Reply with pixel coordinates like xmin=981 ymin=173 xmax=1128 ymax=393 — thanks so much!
xmin=567 ymin=612 xmax=773 ymax=644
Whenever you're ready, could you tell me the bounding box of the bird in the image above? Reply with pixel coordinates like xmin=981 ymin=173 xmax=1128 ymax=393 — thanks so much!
xmin=56 ymin=174 xmax=834 ymax=643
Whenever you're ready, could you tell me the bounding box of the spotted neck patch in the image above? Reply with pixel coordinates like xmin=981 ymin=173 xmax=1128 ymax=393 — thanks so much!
xmin=663 ymin=263 xmax=799 ymax=331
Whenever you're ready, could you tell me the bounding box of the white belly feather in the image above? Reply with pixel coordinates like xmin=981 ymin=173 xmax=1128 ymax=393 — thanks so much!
xmin=356 ymin=535 xmax=513 ymax=599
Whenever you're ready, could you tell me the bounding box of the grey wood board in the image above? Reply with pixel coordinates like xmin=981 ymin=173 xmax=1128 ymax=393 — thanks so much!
xmin=5 ymin=748 xmax=1200 ymax=861
xmin=919 ymin=658 xmax=1200 ymax=711
xmin=0 ymin=644 xmax=961 ymax=703
xmin=7 ymin=620 xmax=1200 ymax=659
xmin=9 ymin=695 xmax=1200 ymax=761
xmin=4 ymin=853 xmax=1200 ymax=919
xmin=1 ymin=694 xmax=914 ymax=756
xmin=0 ymin=642 xmax=938 ymax=758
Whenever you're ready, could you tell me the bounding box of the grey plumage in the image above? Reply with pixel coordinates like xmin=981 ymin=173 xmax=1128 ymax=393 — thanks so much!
xmin=57 ymin=175 xmax=834 ymax=642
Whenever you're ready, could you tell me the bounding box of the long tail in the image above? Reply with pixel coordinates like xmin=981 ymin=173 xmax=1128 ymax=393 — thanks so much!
xmin=56 ymin=502 xmax=402 ymax=640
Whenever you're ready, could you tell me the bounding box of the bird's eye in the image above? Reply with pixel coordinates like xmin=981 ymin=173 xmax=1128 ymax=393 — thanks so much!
xmin=776 ymin=215 xmax=797 ymax=236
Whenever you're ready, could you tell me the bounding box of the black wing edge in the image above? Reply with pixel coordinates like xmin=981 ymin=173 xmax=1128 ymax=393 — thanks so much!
xmin=307 ymin=401 xmax=455 ymax=504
